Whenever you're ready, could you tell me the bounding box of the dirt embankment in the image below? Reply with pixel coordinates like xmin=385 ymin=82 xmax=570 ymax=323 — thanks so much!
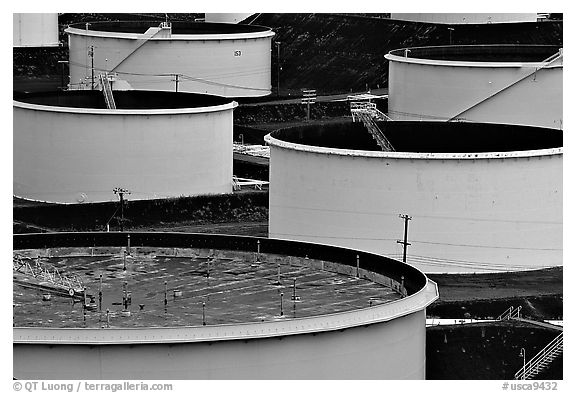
xmin=13 ymin=192 xmax=269 ymax=233
xmin=253 ymin=13 xmax=563 ymax=95
xmin=427 ymin=321 xmax=562 ymax=380
xmin=235 ymin=100 xmax=352 ymax=125
xmin=427 ymin=269 xmax=563 ymax=320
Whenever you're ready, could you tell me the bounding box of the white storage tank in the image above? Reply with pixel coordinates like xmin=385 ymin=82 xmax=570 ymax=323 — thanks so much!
xmin=205 ymin=13 xmax=254 ymax=24
xmin=265 ymin=121 xmax=562 ymax=273
xmin=385 ymin=45 xmax=563 ymax=129
xmin=390 ymin=13 xmax=538 ymax=24
xmin=13 ymin=232 xmax=438 ymax=380
xmin=65 ymin=21 xmax=274 ymax=97
xmin=13 ymin=13 xmax=59 ymax=47
xmin=13 ymin=90 xmax=237 ymax=203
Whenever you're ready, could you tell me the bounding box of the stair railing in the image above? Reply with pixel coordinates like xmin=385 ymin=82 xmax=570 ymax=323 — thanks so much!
xmin=515 ymin=332 xmax=563 ymax=380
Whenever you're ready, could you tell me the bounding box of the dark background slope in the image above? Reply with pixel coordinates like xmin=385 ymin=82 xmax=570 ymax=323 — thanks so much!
xmin=253 ymin=13 xmax=563 ymax=94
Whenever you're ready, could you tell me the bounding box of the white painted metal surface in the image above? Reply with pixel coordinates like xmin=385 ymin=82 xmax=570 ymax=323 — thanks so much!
xmin=265 ymin=132 xmax=562 ymax=274
xmin=386 ymin=46 xmax=563 ymax=129
xmin=391 ymin=13 xmax=537 ymax=24
xmin=13 ymin=98 xmax=237 ymax=203
xmin=13 ymin=279 xmax=436 ymax=379
xmin=205 ymin=13 xmax=254 ymax=24
xmin=14 ymin=310 xmax=427 ymax=379
xmin=65 ymin=22 xmax=274 ymax=97
xmin=13 ymin=13 xmax=59 ymax=47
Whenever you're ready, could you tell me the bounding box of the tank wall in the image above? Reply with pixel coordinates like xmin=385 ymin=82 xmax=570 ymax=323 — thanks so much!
xmin=13 ymin=310 xmax=426 ymax=379
xmin=387 ymin=58 xmax=563 ymax=129
xmin=13 ymin=107 xmax=233 ymax=203
xmin=13 ymin=13 xmax=59 ymax=47
xmin=390 ymin=13 xmax=538 ymax=24
xmin=68 ymin=32 xmax=272 ymax=97
xmin=268 ymin=145 xmax=562 ymax=273
xmin=205 ymin=13 xmax=254 ymax=24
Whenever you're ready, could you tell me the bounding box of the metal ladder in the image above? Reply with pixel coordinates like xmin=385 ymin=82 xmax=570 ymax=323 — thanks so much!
xmin=515 ymin=332 xmax=563 ymax=380
xmin=350 ymin=102 xmax=395 ymax=152
xmin=99 ymin=74 xmax=116 ymax=109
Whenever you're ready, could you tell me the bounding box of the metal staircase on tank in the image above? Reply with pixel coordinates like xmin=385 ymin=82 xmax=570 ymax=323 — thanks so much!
xmin=13 ymin=254 xmax=85 ymax=297
xmin=497 ymin=306 xmax=523 ymax=321
xmin=99 ymin=74 xmax=116 ymax=109
xmin=350 ymin=102 xmax=395 ymax=152
xmin=515 ymin=332 xmax=563 ymax=380
xmin=448 ymin=49 xmax=564 ymax=123
xmin=108 ymin=21 xmax=172 ymax=73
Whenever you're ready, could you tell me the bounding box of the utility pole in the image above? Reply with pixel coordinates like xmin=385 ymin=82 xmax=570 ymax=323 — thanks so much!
xmin=397 ymin=214 xmax=412 ymax=263
xmin=88 ymin=45 xmax=95 ymax=90
xmin=275 ymin=41 xmax=281 ymax=97
xmin=174 ymin=74 xmax=179 ymax=92
xmin=57 ymin=60 xmax=68 ymax=90
xmin=113 ymin=187 xmax=131 ymax=232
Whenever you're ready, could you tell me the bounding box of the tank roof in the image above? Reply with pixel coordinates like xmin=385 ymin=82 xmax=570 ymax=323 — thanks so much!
xmin=268 ymin=121 xmax=563 ymax=154
xmin=388 ymin=44 xmax=561 ymax=63
xmin=13 ymin=232 xmax=429 ymax=331
xmin=67 ymin=20 xmax=272 ymax=35
xmin=13 ymin=90 xmax=234 ymax=110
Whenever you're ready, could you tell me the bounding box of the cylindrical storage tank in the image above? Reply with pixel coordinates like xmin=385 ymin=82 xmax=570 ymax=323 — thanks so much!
xmin=65 ymin=21 xmax=274 ymax=97
xmin=205 ymin=13 xmax=254 ymax=24
xmin=265 ymin=122 xmax=563 ymax=273
xmin=13 ymin=13 xmax=59 ymax=47
xmin=13 ymin=232 xmax=438 ymax=379
xmin=13 ymin=90 xmax=237 ymax=203
xmin=390 ymin=13 xmax=537 ymax=24
xmin=386 ymin=45 xmax=563 ymax=129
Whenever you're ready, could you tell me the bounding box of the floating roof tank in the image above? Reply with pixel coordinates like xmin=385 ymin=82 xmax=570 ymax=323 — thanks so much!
xmin=65 ymin=21 xmax=275 ymax=97
xmin=13 ymin=90 xmax=237 ymax=203
xmin=385 ymin=45 xmax=563 ymax=129
xmin=13 ymin=232 xmax=438 ymax=379
xmin=13 ymin=13 xmax=59 ymax=47
xmin=265 ymin=121 xmax=562 ymax=273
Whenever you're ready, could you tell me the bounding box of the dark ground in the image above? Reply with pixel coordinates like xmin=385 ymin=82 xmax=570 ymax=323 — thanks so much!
xmin=426 ymin=321 xmax=562 ymax=380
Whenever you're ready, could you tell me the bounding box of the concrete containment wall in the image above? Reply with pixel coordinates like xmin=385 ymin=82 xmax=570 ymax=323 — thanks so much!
xmin=13 ymin=232 xmax=438 ymax=380
xmin=13 ymin=13 xmax=59 ymax=47
xmin=266 ymin=122 xmax=563 ymax=273
xmin=386 ymin=45 xmax=563 ymax=129
xmin=13 ymin=91 xmax=236 ymax=203
xmin=65 ymin=21 xmax=274 ymax=97
xmin=391 ymin=13 xmax=537 ymax=24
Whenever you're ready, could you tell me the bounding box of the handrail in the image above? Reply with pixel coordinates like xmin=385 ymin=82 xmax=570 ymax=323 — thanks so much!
xmin=497 ymin=306 xmax=513 ymax=320
xmin=350 ymin=102 xmax=395 ymax=152
xmin=449 ymin=49 xmax=563 ymax=122
xmin=515 ymin=332 xmax=563 ymax=380
xmin=13 ymin=254 xmax=84 ymax=296
xmin=99 ymin=74 xmax=116 ymax=110
xmin=109 ymin=24 xmax=169 ymax=73
xmin=497 ymin=306 xmax=522 ymax=320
